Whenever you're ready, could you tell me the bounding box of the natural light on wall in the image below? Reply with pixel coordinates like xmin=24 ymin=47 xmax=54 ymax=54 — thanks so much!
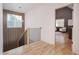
xmin=7 ymin=14 xmax=23 ymax=28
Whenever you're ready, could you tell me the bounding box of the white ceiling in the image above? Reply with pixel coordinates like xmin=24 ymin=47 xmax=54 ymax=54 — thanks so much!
xmin=3 ymin=3 xmax=42 ymax=13
xmin=3 ymin=3 xmax=71 ymax=13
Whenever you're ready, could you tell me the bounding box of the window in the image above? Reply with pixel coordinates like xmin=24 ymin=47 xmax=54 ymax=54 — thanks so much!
xmin=68 ymin=19 xmax=73 ymax=26
xmin=56 ymin=19 xmax=64 ymax=27
xmin=7 ymin=14 xmax=23 ymax=28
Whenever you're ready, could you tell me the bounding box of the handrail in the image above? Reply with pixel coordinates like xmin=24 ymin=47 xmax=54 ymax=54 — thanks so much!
xmin=18 ymin=30 xmax=27 ymax=41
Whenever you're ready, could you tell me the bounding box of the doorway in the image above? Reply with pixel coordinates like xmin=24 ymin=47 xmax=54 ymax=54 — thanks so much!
xmin=55 ymin=4 xmax=73 ymax=54
xmin=3 ymin=10 xmax=25 ymax=52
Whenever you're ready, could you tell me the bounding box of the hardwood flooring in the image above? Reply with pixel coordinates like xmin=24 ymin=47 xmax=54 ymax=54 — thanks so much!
xmin=4 ymin=33 xmax=76 ymax=55
xmin=4 ymin=40 xmax=75 ymax=55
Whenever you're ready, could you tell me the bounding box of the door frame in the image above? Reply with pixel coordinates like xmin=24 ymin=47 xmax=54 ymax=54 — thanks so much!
xmin=54 ymin=4 xmax=73 ymax=48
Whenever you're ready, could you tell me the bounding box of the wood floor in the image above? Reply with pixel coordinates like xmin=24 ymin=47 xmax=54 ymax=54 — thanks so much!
xmin=4 ymin=40 xmax=75 ymax=55
xmin=4 ymin=33 xmax=76 ymax=55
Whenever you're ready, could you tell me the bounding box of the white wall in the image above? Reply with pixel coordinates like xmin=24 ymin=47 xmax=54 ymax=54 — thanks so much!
xmin=25 ymin=4 xmax=70 ymax=44
xmin=0 ymin=3 xmax=3 ymax=54
xmin=25 ymin=4 xmax=55 ymax=44
xmin=72 ymin=4 xmax=79 ymax=54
